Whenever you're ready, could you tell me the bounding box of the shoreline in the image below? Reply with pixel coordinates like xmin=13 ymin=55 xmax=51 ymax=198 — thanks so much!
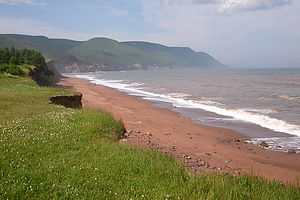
xmin=58 ymin=77 xmax=300 ymax=184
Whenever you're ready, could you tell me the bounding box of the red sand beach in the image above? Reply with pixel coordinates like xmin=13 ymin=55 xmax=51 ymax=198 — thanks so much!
xmin=58 ymin=77 xmax=300 ymax=184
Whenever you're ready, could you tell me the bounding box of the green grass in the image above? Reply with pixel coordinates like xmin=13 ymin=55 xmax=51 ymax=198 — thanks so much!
xmin=19 ymin=64 xmax=35 ymax=75
xmin=0 ymin=76 xmax=299 ymax=199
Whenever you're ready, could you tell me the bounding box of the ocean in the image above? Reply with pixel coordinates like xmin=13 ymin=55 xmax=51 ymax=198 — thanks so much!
xmin=66 ymin=68 xmax=300 ymax=153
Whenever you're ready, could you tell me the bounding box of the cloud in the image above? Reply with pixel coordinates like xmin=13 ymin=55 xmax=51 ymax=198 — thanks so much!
xmin=0 ymin=17 xmax=94 ymax=40
xmin=102 ymin=5 xmax=137 ymax=22
xmin=108 ymin=8 xmax=129 ymax=17
xmin=162 ymin=0 xmax=218 ymax=5
xmin=139 ymin=0 xmax=300 ymax=67
xmin=160 ymin=0 xmax=292 ymax=12
xmin=77 ymin=3 xmax=95 ymax=11
xmin=219 ymin=0 xmax=292 ymax=12
xmin=0 ymin=0 xmax=45 ymax=6
xmin=0 ymin=16 xmax=141 ymax=42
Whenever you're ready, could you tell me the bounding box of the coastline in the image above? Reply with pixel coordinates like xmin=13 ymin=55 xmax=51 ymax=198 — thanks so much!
xmin=58 ymin=77 xmax=300 ymax=184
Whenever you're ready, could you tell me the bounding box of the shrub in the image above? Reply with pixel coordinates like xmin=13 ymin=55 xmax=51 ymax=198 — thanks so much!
xmin=0 ymin=63 xmax=9 ymax=73
xmin=0 ymin=64 xmax=24 ymax=76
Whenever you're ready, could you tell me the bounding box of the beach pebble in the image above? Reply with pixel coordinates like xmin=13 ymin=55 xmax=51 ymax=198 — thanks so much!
xmin=288 ymin=149 xmax=296 ymax=154
xmin=146 ymin=132 xmax=152 ymax=137
xmin=234 ymin=139 xmax=241 ymax=142
xmin=259 ymin=141 xmax=269 ymax=148
xmin=183 ymin=154 xmax=191 ymax=159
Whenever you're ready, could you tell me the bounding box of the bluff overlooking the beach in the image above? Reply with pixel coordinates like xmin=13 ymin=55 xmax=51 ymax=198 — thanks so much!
xmin=0 ymin=34 xmax=226 ymax=73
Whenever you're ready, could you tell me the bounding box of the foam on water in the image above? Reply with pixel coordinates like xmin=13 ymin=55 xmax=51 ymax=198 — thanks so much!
xmin=247 ymin=137 xmax=300 ymax=153
xmin=74 ymin=74 xmax=300 ymax=138
xmin=240 ymin=108 xmax=278 ymax=114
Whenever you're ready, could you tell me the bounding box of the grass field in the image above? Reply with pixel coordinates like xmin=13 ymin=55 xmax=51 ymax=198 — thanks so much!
xmin=0 ymin=75 xmax=299 ymax=199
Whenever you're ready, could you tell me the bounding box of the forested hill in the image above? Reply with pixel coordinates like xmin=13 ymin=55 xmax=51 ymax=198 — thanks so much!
xmin=0 ymin=34 xmax=226 ymax=73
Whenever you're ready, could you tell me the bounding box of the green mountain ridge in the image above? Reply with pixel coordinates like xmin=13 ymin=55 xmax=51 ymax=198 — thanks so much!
xmin=0 ymin=34 xmax=226 ymax=73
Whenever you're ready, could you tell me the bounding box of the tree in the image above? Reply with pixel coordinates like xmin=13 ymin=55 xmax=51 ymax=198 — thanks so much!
xmin=0 ymin=47 xmax=49 ymax=74
xmin=15 ymin=51 xmax=22 ymax=64
xmin=22 ymin=48 xmax=30 ymax=64
xmin=2 ymin=47 xmax=10 ymax=64
xmin=10 ymin=47 xmax=16 ymax=58
xmin=9 ymin=55 xmax=18 ymax=65
xmin=32 ymin=52 xmax=46 ymax=70
xmin=0 ymin=49 xmax=3 ymax=64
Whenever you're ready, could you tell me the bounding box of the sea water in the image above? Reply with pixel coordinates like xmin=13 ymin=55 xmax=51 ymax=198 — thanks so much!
xmin=66 ymin=68 xmax=300 ymax=153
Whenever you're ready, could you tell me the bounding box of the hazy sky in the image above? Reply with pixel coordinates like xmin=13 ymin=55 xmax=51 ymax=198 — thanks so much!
xmin=0 ymin=0 xmax=299 ymax=68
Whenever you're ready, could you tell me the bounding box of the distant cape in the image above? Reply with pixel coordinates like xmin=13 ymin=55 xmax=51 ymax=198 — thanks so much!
xmin=0 ymin=34 xmax=226 ymax=73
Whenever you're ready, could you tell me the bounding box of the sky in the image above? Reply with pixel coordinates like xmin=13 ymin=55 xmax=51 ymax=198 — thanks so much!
xmin=0 ymin=0 xmax=299 ymax=68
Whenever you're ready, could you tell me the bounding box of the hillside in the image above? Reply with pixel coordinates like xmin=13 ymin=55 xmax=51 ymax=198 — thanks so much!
xmin=0 ymin=34 xmax=226 ymax=73
xmin=122 ymin=41 xmax=224 ymax=68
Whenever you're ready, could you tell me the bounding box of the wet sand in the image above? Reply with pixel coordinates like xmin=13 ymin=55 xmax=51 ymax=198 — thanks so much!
xmin=58 ymin=77 xmax=300 ymax=184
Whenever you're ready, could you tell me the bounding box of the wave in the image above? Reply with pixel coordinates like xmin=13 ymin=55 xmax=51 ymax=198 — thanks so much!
xmin=196 ymin=117 xmax=236 ymax=122
xmin=74 ymin=74 xmax=300 ymax=137
xmin=239 ymin=108 xmax=278 ymax=114
xmin=276 ymin=94 xmax=300 ymax=101
xmin=168 ymin=93 xmax=190 ymax=98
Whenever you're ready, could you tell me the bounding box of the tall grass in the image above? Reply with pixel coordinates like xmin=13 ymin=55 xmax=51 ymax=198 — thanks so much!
xmin=0 ymin=75 xmax=299 ymax=199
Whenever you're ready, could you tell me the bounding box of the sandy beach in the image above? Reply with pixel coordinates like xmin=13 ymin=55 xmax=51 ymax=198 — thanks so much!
xmin=58 ymin=77 xmax=300 ymax=184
